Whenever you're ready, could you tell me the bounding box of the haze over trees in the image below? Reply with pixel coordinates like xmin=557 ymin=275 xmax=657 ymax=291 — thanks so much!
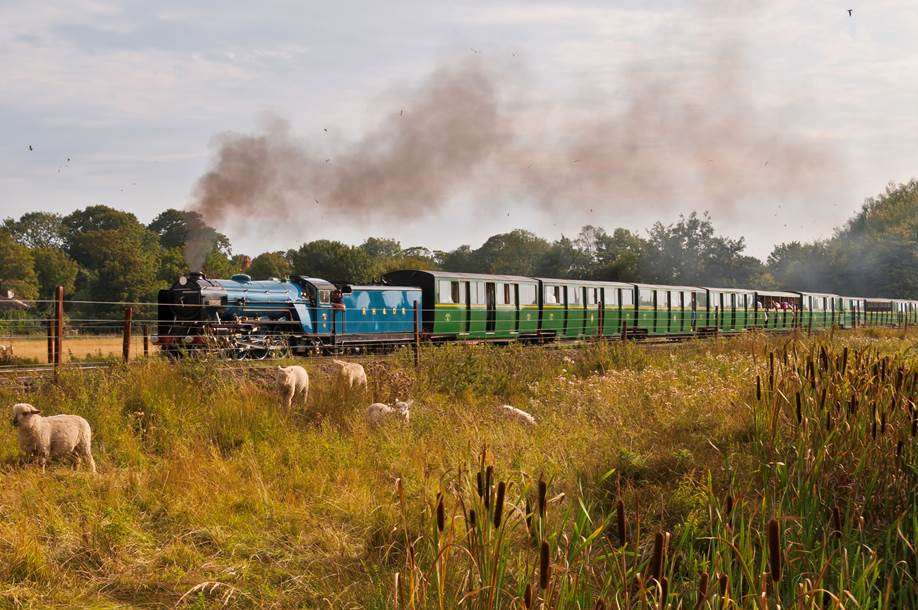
xmin=0 ymin=180 xmax=915 ymax=320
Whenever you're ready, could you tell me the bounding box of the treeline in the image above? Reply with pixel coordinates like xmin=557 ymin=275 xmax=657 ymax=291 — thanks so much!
xmin=1 ymin=180 xmax=915 ymax=318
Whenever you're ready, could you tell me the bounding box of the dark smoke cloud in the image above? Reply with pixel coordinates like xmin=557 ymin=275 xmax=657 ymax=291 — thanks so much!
xmin=186 ymin=42 xmax=843 ymax=269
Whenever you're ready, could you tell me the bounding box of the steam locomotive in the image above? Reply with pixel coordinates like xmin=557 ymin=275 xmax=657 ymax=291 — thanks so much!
xmin=155 ymin=269 xmax=918 ymax=358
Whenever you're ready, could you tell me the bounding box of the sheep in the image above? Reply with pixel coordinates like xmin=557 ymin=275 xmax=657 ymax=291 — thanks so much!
xmin=277 ymin=365 xmax=309 ymax=409
xmin=332 ymin=359 xmax=368 ymax=390
xmin=366 ymin=399 xmax=412 ymax=427
xmin=497 ymin=404 xmax=536 ymax=426
xmin=10 ymin=403 xmax=96 ymax=473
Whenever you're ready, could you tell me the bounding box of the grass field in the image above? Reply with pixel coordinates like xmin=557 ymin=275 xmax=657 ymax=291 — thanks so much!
xmin=1 ymin=334 xmax=159 ymax=365
xmin=0 ymin=328 xmax=915 ymax=608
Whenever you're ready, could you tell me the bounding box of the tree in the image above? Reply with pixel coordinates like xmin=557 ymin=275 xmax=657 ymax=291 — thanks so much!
xmin=287 ymin=240 xmax=372 ymax=283
xmin=534 ymin=236 xmax=587 ymax=278
xmin=471 ymin=230 xmax=551 ymax=275
xmin=2 ymin=212 xmax=65 ymax=249
xmin=359 ymin=237 xmax=403 ymax=259
xmin=32 ymin=247 xmax=79 ymax=299
xmin=587 ymin=227 xmax=648 ymax=281
xmin=0 ymin=230 xmax=39 ymax=300
xmin=148 ymin=209 xmax=231 ymax=255
xmin=249 ymin=251 xmax=293 ymax=280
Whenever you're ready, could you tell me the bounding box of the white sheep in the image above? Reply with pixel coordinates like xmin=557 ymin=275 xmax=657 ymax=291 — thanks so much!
xmin=277 ymin=365 xmax=309 ymax=409
xmin=366 ymin=399 xmax=412 ymax=427
xmin=10 ymin=403 xmax=96 ymax=473
xmin=332 ymin=359 xmax=368 ymax=390
xmin=497 ymin=404 xmax=536 ymax=426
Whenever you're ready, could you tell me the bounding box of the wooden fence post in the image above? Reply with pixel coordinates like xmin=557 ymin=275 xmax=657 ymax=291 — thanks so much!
xmin=620 ymin=318 xmax=627 ymax=341
xmin=122 ymin=307 xmax=133 ymax=362
xmin=55 ymin=286 xmax=64 ymax=367
xmin=412 ymin=301 xmax=421 ymax=368
xmin=46 ymin=318 xmax=55 ymax=364
xmin=143 ymin=325 xmax=150 ymax=357
xmin=597 ymin=306 xmax=604 ymax=340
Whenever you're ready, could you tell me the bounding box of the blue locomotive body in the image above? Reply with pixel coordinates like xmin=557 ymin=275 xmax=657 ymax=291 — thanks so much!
xmin=156 ymin=272 xmax=420 ymax=358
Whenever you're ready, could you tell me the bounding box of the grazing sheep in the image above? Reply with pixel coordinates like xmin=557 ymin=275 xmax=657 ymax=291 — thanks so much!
xmin=366 ymin=399 xmax=412 ymax=427
xmin=497 ymin=404 xmax=536 ymax=426
xmin=277 ymin=365 xmax=309 ymax=409
xmin=10 ymin=403 xmax=96 ymax=473
xmin=332 ymin=359 xmax=368 ymax=390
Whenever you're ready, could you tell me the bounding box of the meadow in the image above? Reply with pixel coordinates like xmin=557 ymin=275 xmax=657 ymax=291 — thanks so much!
xmin=0 ymin=328 xmax=915 ymax=608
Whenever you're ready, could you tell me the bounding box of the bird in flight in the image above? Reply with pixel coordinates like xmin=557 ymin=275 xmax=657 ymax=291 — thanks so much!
xmin=28 ymin=145 xmax=33 ymax=151
xmin=848 ymin=9 xmax=853 ymax=16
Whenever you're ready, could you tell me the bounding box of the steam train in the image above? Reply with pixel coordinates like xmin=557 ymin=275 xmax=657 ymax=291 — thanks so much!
xmin=155 ymin=269 xmax=918 ymax=358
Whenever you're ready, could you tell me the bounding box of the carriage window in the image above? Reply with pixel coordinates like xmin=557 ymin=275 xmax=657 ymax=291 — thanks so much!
xmin=639 ymin=289 xmax=653 ymax=307
xmin=503 ymin=283 xmax=512 ymax=305
xmin=519 ymin=284 xmax=536 ymax=305
xmin=319 ymin=290 xmax=331 ymax=304
xmin=669 ymin=291 xmax=679 ymax=309
xmin=604 ymin=287 xmax=618 ymax=306
xmin=654 ymin=290 xmax=666 ymax=309
xmin=621 ymin=290 xmax=634 ymax=307
xmin=473 ymin=282 xmax=485 ymax=305
xmin=696 ymin=292 xmax=707 ymax=308
xmin=544 ymin=285 xmax=561 ymax=305
xmin=569 ymin=286 xmax=582 ymax=306
xmin=439 ymin=280 xmax=454 ymax=304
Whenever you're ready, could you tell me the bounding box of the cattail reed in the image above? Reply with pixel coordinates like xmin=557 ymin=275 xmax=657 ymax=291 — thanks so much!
xmin=831 ymin=505 xmax=842 ymax=538
xmin=696 ymin=571 xmax=709 ymax=608
xmin=756 ymin=375 xmax=762 ymax=401
xmin=485 ymin=466 xmax=493 ymax=509
xmin=769 ymin=351 xmax=775 ymax=391
xmin=493 ymin=481 xmax=506 ymax=528
xmin=594 ymin=599 xmax=606 ymax=610
xmin=725 ymin=494 xmax=734 ymax=530
xmin=826 ymin=409 xmax=832 ymax=432
xmin=469 ymin=509 xmax=477 ymax=529
xmin=820 ymin=387 xmax=827 ymax=410
xmin=719 ymin=573 xmax=729 ymax=597
xmin=524 ymin=584 xmax=532 ymax=608
xmin=767 ymin=518 xmax=783 ymax=582
xmin=436 ymin=492 xmax=445 ymax=533
xmin=896 ymin=439 xmax=903 ymax=460
xmin=616 ymin=499 xmax=627 ymax=546
xmin=796 ymin=392 xmax=803 ymax=424
xmin=841 ymin=346 xmax=848 ymax=374
xmin=525 ymin=496 xmax=533 ymax=533
xmin=649 ymin=531 xmax=667 ymax=581
xmin=660 ymin=576 xmax=669 ymax=608
xmin=476 ymin=472 xmax=483 ymax=498
xmin=538 ymin=477 xmax=547 ymax=518
xmin=539 ymin=541 xmax=550 ymax=589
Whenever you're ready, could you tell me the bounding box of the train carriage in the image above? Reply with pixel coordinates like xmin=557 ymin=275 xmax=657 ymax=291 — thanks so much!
xmin=864 ymin=298 xmax=894 ymax=326
xmin=752 ymin=290 xmax=800 ymax=331
xmin=633 ymin=284 xmax=705 ymax=337
xmin=382 ymin=270 xmax=539 ymax=341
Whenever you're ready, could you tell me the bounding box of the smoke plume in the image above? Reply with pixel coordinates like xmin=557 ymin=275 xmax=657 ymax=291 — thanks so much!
xmin=186 ymin=29 xmax=843 ymax=269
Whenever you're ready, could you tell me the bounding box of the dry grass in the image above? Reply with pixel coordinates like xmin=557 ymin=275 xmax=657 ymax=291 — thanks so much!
xmin=0 ymin=335 xmax=159 ymax=364
xmin=0 ymin=328 xmax=914 ymax=608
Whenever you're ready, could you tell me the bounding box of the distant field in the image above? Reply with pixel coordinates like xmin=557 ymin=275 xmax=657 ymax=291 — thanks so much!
xmin=0 ymin=328 xmax=915 ymax=607
xmin=0 ymin=334 xmax=159 ymax=364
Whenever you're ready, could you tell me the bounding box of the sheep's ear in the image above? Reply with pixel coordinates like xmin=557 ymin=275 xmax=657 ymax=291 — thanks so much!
xmin=30 ymin=409 xmax=41 ymax=415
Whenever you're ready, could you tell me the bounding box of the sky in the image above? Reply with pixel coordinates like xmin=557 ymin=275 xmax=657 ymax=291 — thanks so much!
xmin=2 ymin=0 xmax=917 ymax=260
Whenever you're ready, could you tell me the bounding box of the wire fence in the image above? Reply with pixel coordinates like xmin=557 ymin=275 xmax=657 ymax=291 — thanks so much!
xmin=0 ymin=288 xmax=914 ymax=373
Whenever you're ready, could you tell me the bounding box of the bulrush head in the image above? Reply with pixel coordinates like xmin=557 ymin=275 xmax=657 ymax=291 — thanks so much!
xmin=493 ymin=481 xmax=506 ymax=528
xmin=539 ymin=541 xmax=550 ymax=590
xmin=767 ymin=518 xmax=783 ymax=582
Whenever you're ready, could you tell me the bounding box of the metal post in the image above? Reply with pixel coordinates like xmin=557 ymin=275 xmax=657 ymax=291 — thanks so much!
xmin=55 ymin=286 xmax=64 ymax=367
xmin=46 ymin=318 xmax=54 ymax=364
xmin=123 ymin=307 xmax=133 ymax=362
xmin=143 ymin=325 xmax=149 ymax=357
xmin=808 ymin=309 xmax=813 ymax=335
xmin=597 ymin=305 xmax=604 ymax=339
xmin=412 ymin=301 xmax=421 ymax=368
xmin=621 ymin=318 xmax=627 ymax=341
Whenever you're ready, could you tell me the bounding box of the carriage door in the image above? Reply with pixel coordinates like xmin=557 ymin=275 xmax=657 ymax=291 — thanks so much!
xmin=464 ymin=282 xmax=472 ymax=334
xmin=486 ymin=282 xmax=496 ymax=332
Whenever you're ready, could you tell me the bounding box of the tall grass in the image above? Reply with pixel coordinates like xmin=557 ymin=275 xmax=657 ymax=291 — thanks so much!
xmin=0 ymin=329 xmax=914 ymax=607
